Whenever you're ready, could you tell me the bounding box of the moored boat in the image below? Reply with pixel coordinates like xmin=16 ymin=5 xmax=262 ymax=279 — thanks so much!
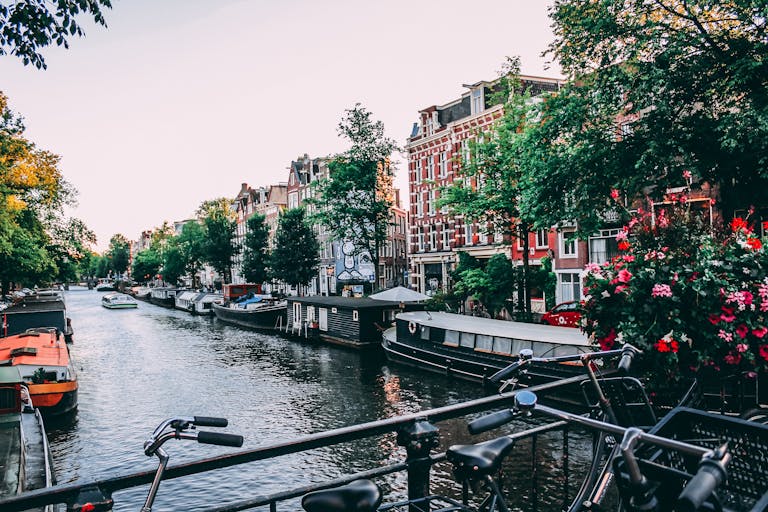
xmin=0 ymin=329 xmax=78 ymax=417
xmin=1 ymin=293 xmax=74 ymax=343
xmin=0 ymin=366 xmax=56 ymax=509
xmin=148 ymin=287 xmax=179 ymax=308
xmin=190 ymin=292 xmax=221 ymax=316
xmin=212 ymin=295 xmax=287 ymax=330
xmin=382 ymin=311 xmax=592 ymax=387
xmin=101 ymin=293 xmax=138 ymax=309
xmin=95 ymin=279 xmax=116 ymax=292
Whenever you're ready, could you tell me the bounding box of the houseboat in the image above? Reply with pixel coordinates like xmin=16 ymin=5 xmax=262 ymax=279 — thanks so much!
xmin=174 ymin=290 xmax=198 ymax=312
xmin=0 ymin=329 xmax=78 ymax=417
xmin=101 ymin=293 xmax=138 ymax=309
xmin=95 ymin=279 xmax=116 ymax=292
xmin=1 ymin=293 xmax=74 ymax=343
xmin=212 ymin=293 xmax=287 ymax=330
xmin=382 ymin=311 xmax=591 ymax=386
xmin=148 ymin=287 xmax=179 ymax=308
xmin=286 ymin=296 xmax=408 ymax=350
xmin=191 ymin=292 xmax=221 ymax=316
xmin=0 ymin=366 xmax=55 ymax=508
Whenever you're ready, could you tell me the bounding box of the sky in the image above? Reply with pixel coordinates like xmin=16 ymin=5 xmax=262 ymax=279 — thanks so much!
xmin=0 ymin=0 xmax=559 ymax=251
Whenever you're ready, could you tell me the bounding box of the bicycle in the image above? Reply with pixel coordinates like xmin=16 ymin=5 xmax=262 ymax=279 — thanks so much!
xmin=139 ymin=416 xmax=244 ymax=511
xmin=469 ymin=390 xmax=768 ymax=512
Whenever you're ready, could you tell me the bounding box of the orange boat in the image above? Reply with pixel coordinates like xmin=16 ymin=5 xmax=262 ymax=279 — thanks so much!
xmin=0 ymin=328 xmax=78 ymax=417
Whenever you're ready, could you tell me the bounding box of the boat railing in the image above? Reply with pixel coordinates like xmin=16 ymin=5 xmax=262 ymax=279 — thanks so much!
xmin=0 ymin=375 xmax=590 ymax=512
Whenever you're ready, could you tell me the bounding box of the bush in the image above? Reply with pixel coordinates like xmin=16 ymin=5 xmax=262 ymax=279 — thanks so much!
xmin=583 ymin=193 xmax=768 ymax=393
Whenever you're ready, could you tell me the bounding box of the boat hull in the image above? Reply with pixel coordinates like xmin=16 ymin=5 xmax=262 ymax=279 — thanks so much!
xmin=102 ymin=303 xmax=138 ymax=309
xmin=212 ymin=302 xmax=286 ymax=330
xmin=28 ymin=381 xmax=78 ymax=417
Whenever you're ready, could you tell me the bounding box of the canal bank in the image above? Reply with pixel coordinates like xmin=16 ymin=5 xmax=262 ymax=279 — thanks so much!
xmin=38 ymin=290 xmax=593 ymax=511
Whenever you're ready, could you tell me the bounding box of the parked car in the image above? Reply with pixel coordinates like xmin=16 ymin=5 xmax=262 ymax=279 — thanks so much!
xmin=541 ymin=301 xmax=581 ymax=327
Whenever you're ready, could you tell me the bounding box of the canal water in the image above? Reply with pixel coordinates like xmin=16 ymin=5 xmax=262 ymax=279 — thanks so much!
xmin=48 ymin=289 xmax=594 ymax=511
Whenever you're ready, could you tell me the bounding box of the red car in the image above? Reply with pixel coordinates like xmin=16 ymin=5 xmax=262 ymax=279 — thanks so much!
xmin=541 ymin=301 xmax=582 ymax=327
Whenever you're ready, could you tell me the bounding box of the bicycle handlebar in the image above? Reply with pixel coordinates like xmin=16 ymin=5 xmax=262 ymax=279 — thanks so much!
xmin=194 ymin=416 xmax=229 ymax=427
xmin=488 ymin=345 xmax=641 ymax=385
xmin=468 ymin=409 xmax=517 ymax=434
xmin=677 ymin=451 xmax=730 ymax=512
xmin=197 ymin=430 xmax=244 ymax=447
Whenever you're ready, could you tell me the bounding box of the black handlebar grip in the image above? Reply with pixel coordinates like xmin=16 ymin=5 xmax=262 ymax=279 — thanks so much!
xmin=468 ymin=409 xmax=516 ymax=435
xmin=489 ymin=362 xmax=522 ymax=384
xmin=197 ymin=431 xmax=244 ymax=447
xmin=618 ymin=348 xmax=635 ymax=374
xmin=677 ymin=461 xmax=727 ymax=512
xmin=193 ymin=416 xmax=228 ymax=427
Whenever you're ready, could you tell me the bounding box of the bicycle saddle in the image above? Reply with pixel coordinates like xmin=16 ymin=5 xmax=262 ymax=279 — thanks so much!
xmin=447 ymin=436 xmax=516 ymax=479
xmin=301 ymin=479 xmax=382 ymax=512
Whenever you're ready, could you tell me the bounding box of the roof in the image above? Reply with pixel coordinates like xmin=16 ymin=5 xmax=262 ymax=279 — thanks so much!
xmin=288 ymin=296 xmax=402 ymax=309
xmin=397 ymin=311 xmax=589 ymax=347
xmin=0 ymin=331 xmax=71 ymax=368
xmin=3 ymin=299 xmax=66 ymax=315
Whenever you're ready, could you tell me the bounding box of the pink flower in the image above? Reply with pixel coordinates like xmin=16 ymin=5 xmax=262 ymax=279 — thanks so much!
xmin=736 ymin=343 xmax=749 ymax=353
xmin=616 ymin=230 xmax=628 ymax=242
xmin=682 ymin=169 xmax=692 ymax=179
xmin=623 ymin=255 xmax=635 ymax=262
xmin=651 ymin=284 xmax=672 ymax=298
xmin=724 ymin=352 xmax=742 ymax=365
xmin=753 ymin=327 xmax=768 ymax=339
xmin=617 ymin=269 xmax=632 ymax=283
xmin=718 ymin=329 xmax=733 ymax=342
xmin=610 ymin=189 xmax=620 ymax=200
xmin=615 ymin=285 xmax=629 ymax=294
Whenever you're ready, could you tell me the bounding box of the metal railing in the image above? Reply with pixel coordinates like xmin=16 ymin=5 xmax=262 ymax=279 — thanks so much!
xmin=0 ymin=375 xmax=589 ymax=512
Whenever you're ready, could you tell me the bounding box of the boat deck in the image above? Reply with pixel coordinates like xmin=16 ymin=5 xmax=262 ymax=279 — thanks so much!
xmin=0 ymin=417 xmax=22 ymax=497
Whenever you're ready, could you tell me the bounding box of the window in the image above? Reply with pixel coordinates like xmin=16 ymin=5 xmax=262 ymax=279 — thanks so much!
xmin=589 ymin=229 xmax=621 ymax=264
xmin=288 ymin=192 xmax=299 ymax=209
xmin=442 ymin=228 xmax=450 ymax=249
xmin=430 ymin=226 xmax=437 ymax=249
xmin=439 ymin=152 xmax=447 ymax=178
xmin=418 ymin=228 xmax=424 ymax=252
xmin=416 ymin=196 xmax=423 ymax=218
xmin=427 ymin=156 xmax=434 ymax=180
xmin=558 ymin=272 xmax=582 ymax=302
xmin=425 ymin=115 xmax=434 ymax=136
xmin=460 ymin=139 xmax=470 ymax=166
xmin=415 ymin=159 xmax=422 ymax=184
xmin=536 ymin=229 xmax=548 ymax=248
xmin=427 ymin=190 xmax=435 ymax=216
xmin=471 ymin=88 xmax=484 ymax=115
xmin=560 ymin=230 xmax=577 ymax=258
xmin=466 ymin=223 xmax=474 ymax=245
xmin=353 ymin=310 xmax=359 ymax=322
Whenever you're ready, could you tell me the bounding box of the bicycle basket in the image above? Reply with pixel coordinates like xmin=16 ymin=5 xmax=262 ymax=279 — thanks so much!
xmin=614 ymin=407 xmax=768 ymax=511
xmin=580 ymin=376 xmax=657 ymax=428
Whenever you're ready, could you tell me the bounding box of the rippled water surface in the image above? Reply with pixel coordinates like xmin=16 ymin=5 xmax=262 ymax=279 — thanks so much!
xmin=47 ymin=289 xmax=594 ymax=511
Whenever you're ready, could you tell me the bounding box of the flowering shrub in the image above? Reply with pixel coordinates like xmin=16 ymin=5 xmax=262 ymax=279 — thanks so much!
xmin=582 ymin=189 xmax=768 ymax=394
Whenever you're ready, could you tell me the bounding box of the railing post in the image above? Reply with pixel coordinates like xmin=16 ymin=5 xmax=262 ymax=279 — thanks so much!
xmin=396 ymin=418 xmax=440 ymax=511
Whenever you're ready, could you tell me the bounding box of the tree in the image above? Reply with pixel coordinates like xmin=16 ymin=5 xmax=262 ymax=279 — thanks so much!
xmin=107 ymin=234 xmax=130 ymax=276
xmin=270 ymin=208 xmax=319 ymax=292
xmin=241 ymin=213 xmax=270 ymax=285
xmin=197 ymin=198 xmax=237 ymax=284
xmin=312 ymin=104 xmax=398 ymax=288
xmin=0 ymin=0 xmax=112 ymax=69
xmin=0 ymin=92 xmax=91 ymax=293
xmin=177 ymin=221 xmax=206 ymax=288
xmin=161 ymin=238 xmax=185 ymax=286
xmin=131 ymin=248 xmax=161 ymax=284
xmin=439 ymin=57 xmax=540 ymax=318
xmin=451 ymin=254 xmax=516 ymax=318
xmin=523 ymin=0 xmax=768 ymax=234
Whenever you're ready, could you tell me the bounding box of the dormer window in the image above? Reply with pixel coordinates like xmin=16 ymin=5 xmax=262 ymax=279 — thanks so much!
xmin=471 ymin=88 xmax=484 ymax=115
xmin=425 ymin=115 xmax=434 ymax=136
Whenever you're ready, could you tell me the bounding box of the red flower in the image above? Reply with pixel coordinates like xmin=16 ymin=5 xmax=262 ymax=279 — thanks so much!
xmin=618 ymin=240 xmax=631 ymax=251
xmin=598 ymin=328 xmax=617 ymax=351
xmin=708 ymin=314 xmax=721 ymax=325
xmin=760 ymin=345 xmax=768 ymax=362
xmin=654 ymin=339 xmax=671 ymax=353
xmin=747 ymin=237 xmax=762 ymax=250
xmin=669 ymin=340 xmax=679 ymax=353
xmin=720 ymin=306 xmax=735 ymax=323
xmin=731 ymin=217 xmax=749 ymax=233
xmin=724 ymin=352 xmax=742 ymax=365
xmin=753 ymin=327 xmax=768 ymax=339
xmin=736 ymin=324 xmax=749 ymax=339
xmin=617 ymin=269 xmax=632 ymax=283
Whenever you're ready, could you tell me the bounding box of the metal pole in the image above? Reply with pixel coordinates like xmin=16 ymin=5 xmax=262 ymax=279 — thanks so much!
xmin=396 ymin=419 xmax=439 ymax=512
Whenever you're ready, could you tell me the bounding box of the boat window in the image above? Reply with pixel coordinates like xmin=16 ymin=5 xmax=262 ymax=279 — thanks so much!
xmin=460 ymin=332 xmax=475 ymax=348
xmin=511 ymin=339 xmax=531 ymax=356
xmin=444 ymin=330 xmax=460 ymax=346
xmin=420 ymin=326 xmax=430 ymax=340
xmin=476 ymin=335 xmax=493 ymax=351
xmin=493 ymin=337 xmax=512 ymax=354
xmin=533 ymin=341 xmax=555 ymax=356
xmin=553 ymin=344 xmax=581 ymax=357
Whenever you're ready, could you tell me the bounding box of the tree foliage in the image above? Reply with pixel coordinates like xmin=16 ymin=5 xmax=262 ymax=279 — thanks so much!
xmin=452 ymin=254 xmax=516 ymax=317
xmin=132 ymin=248 xmax=161 ymax=283
xmin=522 ymin=0 xmax=768 ymax=234
xmin=311 ymin=104 xmax=398 ymax=286
xmin=270 ymin=208 xmax=319 ymax=290
xmin=107 ymin=233 xmax=130 ymax=275
xmin=176 ymin=221 xmax=206 ymax=287
xmin=0 ymin=0 xmax=112 ymax=69
xmin=241 ymin=213 xmax=270 ymax=284
xmin=197 ymin=198 xmax=237 ymax=284
xmin=440 ymin=57 xmax=542 ymax=317
xmin=0 ymin=92 xmax=93 ymax=292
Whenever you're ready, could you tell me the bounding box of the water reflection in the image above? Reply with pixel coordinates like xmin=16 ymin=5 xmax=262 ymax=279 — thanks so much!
xmin=47 ymin=290 xmax=589 ymax=511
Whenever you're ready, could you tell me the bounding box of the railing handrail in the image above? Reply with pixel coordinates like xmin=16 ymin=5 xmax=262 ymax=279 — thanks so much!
xmin=0 ymin=374 xmax=589 ymax=511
